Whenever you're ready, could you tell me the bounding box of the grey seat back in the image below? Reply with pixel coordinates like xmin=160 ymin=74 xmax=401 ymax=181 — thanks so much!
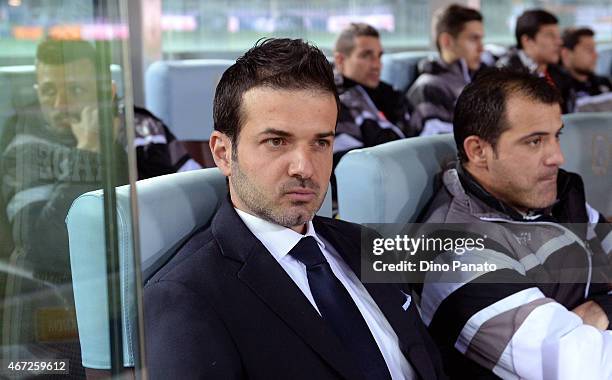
xmin=145 ymin=59 xmax=234 ymax=141
xmin=560 ymin=112 xmax=612 ymax=217
xmin=336 ymin=134 xmax=456 ymax=224
xmin=66 ymin=168 xmax=332 ymax=369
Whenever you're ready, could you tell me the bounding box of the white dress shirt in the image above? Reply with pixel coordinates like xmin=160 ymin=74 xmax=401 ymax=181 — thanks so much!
xmin=235 ymin=208 xmax=416 ymax=380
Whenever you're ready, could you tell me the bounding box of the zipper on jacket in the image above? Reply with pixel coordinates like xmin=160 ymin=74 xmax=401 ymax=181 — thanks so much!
xmin=479 ymin=217 xmax=595 ymax=298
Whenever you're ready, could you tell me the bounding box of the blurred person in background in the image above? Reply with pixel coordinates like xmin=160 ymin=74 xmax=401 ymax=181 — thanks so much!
xmin=560 ymin=27 xmax=612 ymax=112
xmin=332 ymin=22 xmax=412 ymax=165
xmin=496 ymin=9 xmax=575 ymax=113
xmin=406 ymin=3 xmax=484 ymax=136
xmin=0 ymin=39 xmax=198 ymax=377
xmin=418 ymin=69 xmax=612 ymax=379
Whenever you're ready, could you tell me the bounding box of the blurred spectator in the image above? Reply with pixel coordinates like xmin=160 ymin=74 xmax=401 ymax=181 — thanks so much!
xmin=496 ymin=9 xmax=575 ymax=113
xmin=406 ymin=4 xmax=484 ymax=136
xmin=332 ymin=22 xmax=411 ymax=164
xmin=561 ymin=27 xmax=612 ymax=112
xmin=0 ymin=39 xmax=199 ymax=377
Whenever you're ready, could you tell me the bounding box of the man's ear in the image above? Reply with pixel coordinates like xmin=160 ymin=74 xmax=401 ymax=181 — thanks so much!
xmin=520 ymin=35 xmax=534 ymax=52
xmin=334 ymin=52 xmax=344 ymax=72
xmin=560 ymin=48 xmax=571 ymax=66
xmin=111 ymin=81 xmax=117 ymax=101
xmin=463 ymin=136 xmax=489 ymax=168
xmin=210 ymin=131 xmax=233 ymax=176
xmin=438 ymin=32 xmax=452 ymax=50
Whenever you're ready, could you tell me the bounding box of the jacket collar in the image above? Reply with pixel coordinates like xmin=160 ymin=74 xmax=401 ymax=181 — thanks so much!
xmin=211 ymin=196 xmax=439 ymax=379
xmin=517 ymin=49 xmax=541 ymax=74
xmin=422 ymin=58 xmax=473 ymax=83
xmin=211 ymin=196 xmax=364 ymax=379
xmin=452 ymin=163 xmax=581 ymax=223
xmin=456 ymin=163 xmax=531 ymax=220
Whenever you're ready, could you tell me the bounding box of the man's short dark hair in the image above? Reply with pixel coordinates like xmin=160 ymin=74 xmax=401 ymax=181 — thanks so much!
xmin=515 ymin=9 xmax=558 ymax=49
xmin=36 ymin=39 xmax=96 ymax=66
xmin=453 ymin=68 xmax=561 ymax=162
xmin=433 ymin=4 xmax=483 ymax=52
xmin=213 ymin=38 xmax=339 ymax=147
xmin=334 ymin=23 xmax=380 ymax=56
xmin=562 ymin=27 xmax=595 ymax=50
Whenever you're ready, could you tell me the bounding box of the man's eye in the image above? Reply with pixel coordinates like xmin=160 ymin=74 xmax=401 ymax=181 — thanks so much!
xmin=528 ymin=137 xmax=542 ymax=146
xmin=69 ymin=85 xmax=86 ymax=97
xmin=266 ymin=138 xmax=284 ymax=147
xmin=39 ymin=86 xmax=57 ymax=98
xmin=316 ymin=139 xmax=330 ymax=148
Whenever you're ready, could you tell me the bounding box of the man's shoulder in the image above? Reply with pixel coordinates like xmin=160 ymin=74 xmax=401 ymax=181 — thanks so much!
xmin=496 ymin=51 xmax=526 ymax=72
xmin=419 ymin=184 xmax=455 ymax=223
xmin=419 ymin=168 xmax=485 ymax=224
xmin=590 ymin=74 xmax=612 ymax=91
xmin=315 ymin=215 xmax=362 ymax=237
xmin=375 ymin=80 xmax=396 ymax=95
xmin=146 ymin=226 xmax=219 ymax=285
xmin=407 ymin=69 xmax=458 ymax=103
xmin=407 ymin=73 xmax=435 ymax=93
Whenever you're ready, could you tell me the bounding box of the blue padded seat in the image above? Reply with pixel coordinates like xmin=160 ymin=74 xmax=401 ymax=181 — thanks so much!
xmin=66 ymin=168 xmax=332 ymax=369
xmin=596 ymin=43 xmax=612 ymax=78
xmin=145 ymin=60 xmax=234 ymax=141
xmin=336 ymin=134 xmax=456 ymax=224
xmin=66 ymin=169 xmax=226 ymax=369
xmin=0 ymin=66 xmax=38 ymax=127
xmin=336 ymin=113 xmax=612 ymax=225
xmin=380 ymin=51 xmax=438 ymax=93
xmin=560 ymin=112 xmax=612 ymax=217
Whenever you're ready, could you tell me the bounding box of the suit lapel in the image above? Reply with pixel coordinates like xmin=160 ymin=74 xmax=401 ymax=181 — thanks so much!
xmin=314 ymin=217 xmax=439 ymax=380
xmin=364 ymin=284 xmax=438 ymax=380
xmin=212 ymin=199 xmax=362 ymax=380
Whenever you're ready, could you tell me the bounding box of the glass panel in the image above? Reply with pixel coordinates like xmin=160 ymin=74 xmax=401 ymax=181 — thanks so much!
xmin=161 ymin=0 xmax=431 ymax=58
xmin=481 ymin=0 xmax=612 ymax=45
xmin=160 ymin=0 xmax=612 ymax=59
xmin=0 ymin=0 xmax=138 ymax=378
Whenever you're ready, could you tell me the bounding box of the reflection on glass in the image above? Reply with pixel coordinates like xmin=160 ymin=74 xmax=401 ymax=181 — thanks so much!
xmin=0 ymin=2 xmax=135 ymax=378
xmin=480 ymin=0 xmax=612 ymax=44
xmin=157 ymin=0 xmax=612 ymax=58
xmin=161 ymin=0 xmax=430 ymax=56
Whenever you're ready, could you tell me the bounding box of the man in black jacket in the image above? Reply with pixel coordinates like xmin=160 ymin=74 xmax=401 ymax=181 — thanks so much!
xmin=145 ymin=38 xmax=447 ymax=380
xmin=0 ymin=39 xmax=199 ymax=378
xmin=406 ymin=4 xmax=484 ymax=136
xmin=419 ymin=69 xmax=612 ymax=379
xmin=560 ymin=27 xmax=612 ymax=112
xmin=0 ymin=39 xmax=198 ymax=286
xmin=496 ymin=9 xmax=575 ymax=113
xmin=332 ymin=23 xmax=412 ymax=162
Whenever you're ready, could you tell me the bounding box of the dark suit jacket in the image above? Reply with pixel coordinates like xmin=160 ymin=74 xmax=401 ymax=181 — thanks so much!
xmin=144 ymin=198 xmax=446 ymax=379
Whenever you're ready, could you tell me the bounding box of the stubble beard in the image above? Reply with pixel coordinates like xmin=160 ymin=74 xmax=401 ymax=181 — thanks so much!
xmin=230 ymin=160 xmax=321 ymax=228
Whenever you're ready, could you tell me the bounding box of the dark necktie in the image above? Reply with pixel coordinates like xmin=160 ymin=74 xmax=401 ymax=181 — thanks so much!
xmin=289 ymin=236 xmax=391 ymax=380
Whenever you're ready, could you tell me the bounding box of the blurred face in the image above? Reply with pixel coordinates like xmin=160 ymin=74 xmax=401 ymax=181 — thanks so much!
xmin=336 ymin=36 xmax=382 ymax=88
xmin=448 ymin=21 xmax=484 ymax=71
xmin=524 ymin=24 xmax=562 ymax=65
xmin=562 ymin=35 xmax=598 ymax=76
xmin=227 ymin=88 xmax=337 ymax=233
xmin=480 ymin=95 xmax=565 ymax=212
xmin=35 ymin=58 xmax=98 ymax=131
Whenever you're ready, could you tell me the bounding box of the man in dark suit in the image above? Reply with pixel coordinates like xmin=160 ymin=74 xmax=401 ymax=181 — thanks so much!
xmin=144 ymin=38 xmax=446 ymax=380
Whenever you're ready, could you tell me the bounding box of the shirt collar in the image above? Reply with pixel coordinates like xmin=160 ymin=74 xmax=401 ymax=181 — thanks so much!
xmin=517 ymin=49 xmax=541 ymax=75
xmin=234 ymin=208 xmax=326 ymax=261
xmin=456 ymin=163 xmax=553 ymax=222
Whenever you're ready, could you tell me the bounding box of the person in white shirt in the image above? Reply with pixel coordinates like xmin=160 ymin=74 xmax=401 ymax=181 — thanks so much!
xmin=144 ymin=38 xmax=447 ymax=380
